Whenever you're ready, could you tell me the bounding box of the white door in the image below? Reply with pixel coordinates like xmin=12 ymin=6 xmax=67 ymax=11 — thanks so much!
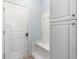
xmin=4 ymin=2 xmax=28 ymax=59
xmin=50 ymin=20 xmax=77 ymax=59
xmin=50 ymin=0 xmax=77 ymax=22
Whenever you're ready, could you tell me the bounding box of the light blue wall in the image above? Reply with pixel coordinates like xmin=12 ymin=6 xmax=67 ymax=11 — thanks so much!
xmin=22 ymin=0 xmax=42 ymax=41
xmin=42 ymin=0 xmax=49 ymax=12
xmin=25 ymin=0 xmax=42 ymax=42
xmin=24 ymin=0 xmax=42 ymax=54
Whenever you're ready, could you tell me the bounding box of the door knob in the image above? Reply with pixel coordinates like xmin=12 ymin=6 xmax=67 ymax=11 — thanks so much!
xmin=25 ymin=33 xmax=28 ymax=37
xmin=72 ymin=14 xmax=75 ymax=17
xmin=72 ymin=22 xmax=75 ymax=25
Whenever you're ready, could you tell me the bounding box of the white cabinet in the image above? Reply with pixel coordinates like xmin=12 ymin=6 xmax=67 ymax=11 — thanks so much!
xmin=50 ymin=0 xmax=77 ymax=58
xmin=50 ymin=20 xmax=77 ymax=59
xmin=50 ymin=0 xmax=77 ymax=22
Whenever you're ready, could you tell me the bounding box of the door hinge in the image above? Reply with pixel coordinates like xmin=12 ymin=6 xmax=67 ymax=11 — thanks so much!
xmin=3 ymin=54 xmax=5 ymax=58
xmin=3 ymin=7 xmax=5 ymax=12
xmin=3 ymin=31 xmax=5 ymax=35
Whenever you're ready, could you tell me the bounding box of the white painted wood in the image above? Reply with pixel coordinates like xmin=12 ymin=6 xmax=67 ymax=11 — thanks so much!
xmin=50 ymin=0 xmax=77 ymax=22
xmin=50 ymin=20 xmax=77 ymax=59
xmin=51 ymin=23 xmax=69 ymax=59
xmin=32 ymin=52 xmax=44 ymax=59
xmin=4 ymin=2 xmax=28 ymax=59
xmin=41 ymin=12 xmax=50 ymax=45
xmin=3 ymin=5 xmax=5 ymax=59
xmin=4 ymin=0 xmax=20 ymax=3
xmin=35 ymin=41 xmax=49 ymax=52
xmin=32 ymin=43 xmax=49 ymax=59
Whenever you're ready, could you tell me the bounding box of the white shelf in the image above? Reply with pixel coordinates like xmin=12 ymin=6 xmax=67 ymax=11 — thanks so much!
xmin=35 ymin=41 xmax=49 ymax=52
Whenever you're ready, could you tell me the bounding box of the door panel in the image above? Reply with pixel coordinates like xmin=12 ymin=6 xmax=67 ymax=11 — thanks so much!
xmin=42 ymin=12 xmax=50 ymax=45
xmin=52 ymin=0 xmax=69 ymax=18
xmin=4 ymin=2 xmax=28 ymax=59
xmin=50 ymin=0 xmax=77 ymax=22
xmin=51 ymin=24 xmax=69 ymax=59
xmin=50 ymin=20 xmax=77 ymax=59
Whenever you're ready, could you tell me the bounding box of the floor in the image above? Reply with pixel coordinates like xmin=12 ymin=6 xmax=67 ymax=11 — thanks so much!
xmin=23 ymin=54 xmax=35 ymax=59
